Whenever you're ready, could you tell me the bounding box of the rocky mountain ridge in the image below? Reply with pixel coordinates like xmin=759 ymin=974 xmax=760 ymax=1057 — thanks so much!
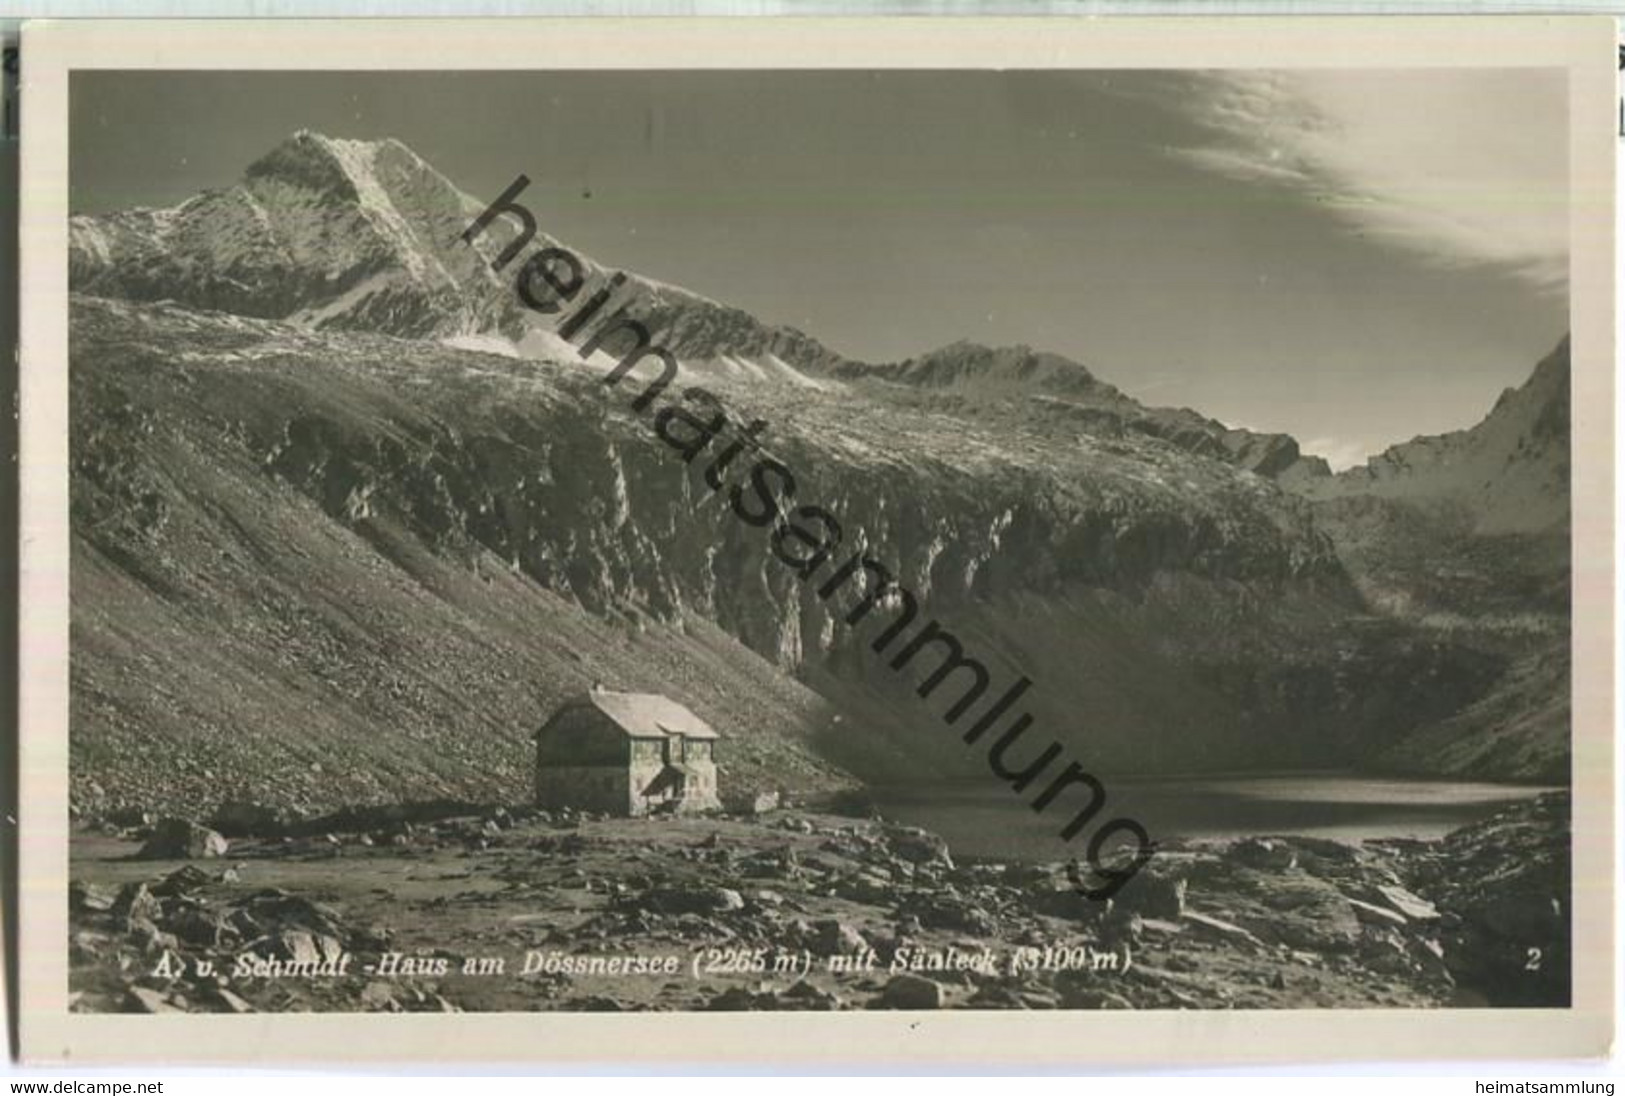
xmin=66 ymin=132 xmax=1573 ymax=816
xmin=1293 ymin=338 xmax=1570 ymax=536
xmin=1290 ymin=342 xmax=1571 ymax=781
xmin=830 ymin=340 xmax=1334 ymax=482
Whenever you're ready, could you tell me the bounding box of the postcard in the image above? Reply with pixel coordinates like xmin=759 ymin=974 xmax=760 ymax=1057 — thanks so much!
xmin=15 ymin=15 xmax=1616 ymax=1065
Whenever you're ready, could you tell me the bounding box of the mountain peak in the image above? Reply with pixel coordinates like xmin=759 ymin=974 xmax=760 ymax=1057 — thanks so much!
xmin=71 ymin=129 xmax=511 ymax=333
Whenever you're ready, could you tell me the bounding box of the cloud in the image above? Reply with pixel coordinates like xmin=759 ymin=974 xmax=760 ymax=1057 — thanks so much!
xmin=1167 ymin=70 xmax=1569 ymax=291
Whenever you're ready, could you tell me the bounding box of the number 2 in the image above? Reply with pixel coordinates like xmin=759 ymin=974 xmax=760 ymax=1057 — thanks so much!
xmin=1525 ymin=947 xmax=1543 ymax=971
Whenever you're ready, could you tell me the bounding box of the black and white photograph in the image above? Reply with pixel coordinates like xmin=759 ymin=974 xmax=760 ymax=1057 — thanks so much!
xmin=15 ymin=16 xmax=1615 ymax=1064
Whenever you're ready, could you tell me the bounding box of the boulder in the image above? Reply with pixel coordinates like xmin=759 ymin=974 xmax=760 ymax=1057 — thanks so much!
xmin=166 ymin=904 xmax=234 ymax=947
xmin=1229 ymin=838 xmax=1297 ymax=871
xmin=1026 ymin=884 xmax=1106 ymax=922
xmin=809 ymin=918 xmax=868 ymax=957
xmin=111 ymin=882 xmax=163 ymax=931
xmin=1480 ymin=891 xmax=1564 ymax=941
xmin=236 ymin=889 xmax=353 ymax=946
xmin=1181 ymin=910 xmax=1266 ymax=949
xmin=778 ymin=979 xmax=840 ymax=1010
xmin=967 ymin=983 xmax=1025 ymax=1008
xmin=71 ymin=930 xmax=112 ymax=964
xmin=1100 ymin=909 xmax=1145 ymax=947
xmin=266 ymin=929 xmax=344 ymax=965
xmin=711 ymin=888 xmax=746 ymax=912
xmin=360 ymin=981 xmax=400 ymax=1012
xmin=1246 ymin=877 xmax=1363 ymax=952
xmin=1359 ymin=929 xmax=1417 ymax=975
xmin=1112 ymin=871 xmax=1187 ymax=919
xmin=1290 ymin=836 xmax=1364 ymax=863
xmin=706 ymin=986 xmax=777 ymax=1011
xmin=105 ymin=806 xmax=156 ymax=829
xmin=151 ymin=865 xmax=212 ymax=897
xmin=132 ymin=923 xmax=181 ymax=955
xmin=884 ymin=826 xmax=954 ymax=868
xmin=643 ymin=885 xmax=745 ymax=915
xmin=209 ymin=987 xmax=254 ymax=1014
xmin=69 ymin=881 xmax=117 ymax=912
xmin=137 ymin=818 xmax=229 ymax=860
xmin=897 ymin=896 xmax=998 ymax=936
xmin=1375 ymin=884 xmax=1439 ymax=922
xmin=738 ymin=847 xmax=801 ymax=879
xmin=832 ymin=872 xmax=894 ymax=904
xmin=671 ymin=914 xmax=736 ymax=941
xmin=125 ymin=986 xmax=183 ymax=1014
xmin=877 ymin=973 xmax=944 ymax=1009
xmin=1054 ymin=981 xmax=1136 ymax=1009
xmin=1347 ymin=897 xmax=1409 ymax=929
xmin=565 ymin=995 xmax=626 ymax=1012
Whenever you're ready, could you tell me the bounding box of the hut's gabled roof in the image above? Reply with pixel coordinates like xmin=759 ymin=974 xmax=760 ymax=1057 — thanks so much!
xmin=543 ymin=689 xmax=720 ymax=740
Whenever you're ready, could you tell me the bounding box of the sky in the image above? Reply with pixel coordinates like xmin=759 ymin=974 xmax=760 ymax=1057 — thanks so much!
xmin=69 ymin=69 xmax=1569 ymax=469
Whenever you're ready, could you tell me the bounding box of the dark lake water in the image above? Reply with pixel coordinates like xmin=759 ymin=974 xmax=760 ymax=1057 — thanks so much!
xmin=871 ymin=774 xmax=1561 ymax=863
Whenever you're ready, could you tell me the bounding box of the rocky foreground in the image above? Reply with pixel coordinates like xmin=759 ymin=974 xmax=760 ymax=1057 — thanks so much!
xmin=68 ymin=792 xmax=1570 ymax=1013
